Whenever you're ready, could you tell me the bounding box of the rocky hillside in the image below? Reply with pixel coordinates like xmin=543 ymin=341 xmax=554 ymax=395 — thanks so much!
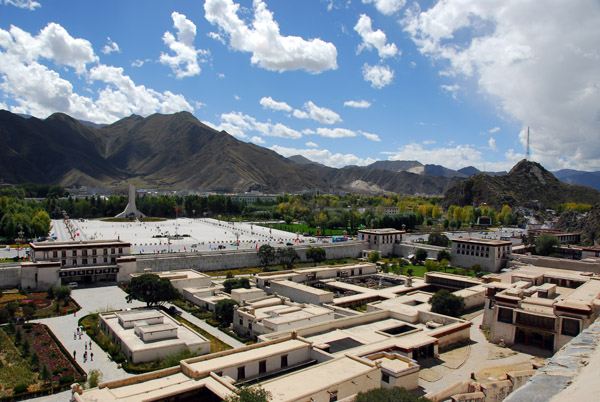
xmin=442 ymin=160 xmax=600 ymax=209
xmin=0 ymin=110 xmax=459 ymax=195
xmin=557 ymin=205 xmax=600 ymax=244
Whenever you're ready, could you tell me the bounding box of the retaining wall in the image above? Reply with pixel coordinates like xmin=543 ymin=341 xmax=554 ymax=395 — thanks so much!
xmin=136 ymin=241 xmax=368 ymax=273
xmin=0 ymin=264 xmax=21 ymax=289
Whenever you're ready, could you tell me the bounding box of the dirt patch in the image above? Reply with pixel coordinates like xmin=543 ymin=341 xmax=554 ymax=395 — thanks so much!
xmin=440 ymin=344 xmax=470 ymax=369
xmin=419 ymin=368 xmax=443 ymax=382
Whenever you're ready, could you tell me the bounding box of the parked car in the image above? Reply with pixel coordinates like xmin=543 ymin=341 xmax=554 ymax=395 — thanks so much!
xmin=67 ymin=282 xmax=78 ymax=288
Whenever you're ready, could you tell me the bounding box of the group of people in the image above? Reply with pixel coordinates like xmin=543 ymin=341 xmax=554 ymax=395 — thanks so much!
xmin=73 ymin=326 xmax=93 ymax=363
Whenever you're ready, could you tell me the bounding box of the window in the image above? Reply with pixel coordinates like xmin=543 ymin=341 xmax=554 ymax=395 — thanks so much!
xmin=72 ymin=250 xmax=77 ymax=256
xmin=119 ymin=248 xmax=123 ymax=254
xmin=248 ymin=322 xmax=252 ymax=330
xmin=82 ymin=259 xmax=87 ymax=265
xmin=111 ymin=258 xmax=116 ymax=264
xmin=281 ymin=355 xmax=288 ymax=368
xmin=382 ymin=373 xmax=390 ymax=383
xmin=498 ymin=307 xmax=513 ymax=323
xmin=111 ymin=248 xmax=115 ymax=254
xmin=103 ymin=257 xmax=108 ymax=263
xmin=93 ymin=258 xmax=97 ymax=264
xmin=103 ymin=249 xmax=108 ymax=255
xmin=515 ymin=312 xmax=555 ymax=331
xmin=92 ymin=249 xmax=97 ymax=256
xmin=53 ymin=251 xmax=58 ymax=258
xmin=329 ymin=391 xmax=338 ymax=402
xmin=259 ymin=360 xmax=266 ymax=374
xmin=62 ymin=260 xmax=66 ymax=266
xmin=82 ymin=250 xmax=88 ymax=256
xmin=237 ymin=366 xmax=245 ymax=380
xmin=239 ymin=318 xmax=243 ymax=325
xmin=61 ymin=250 xmax=66 ymax=257
xmin=561 ymin=318 xmax=581 ymax=337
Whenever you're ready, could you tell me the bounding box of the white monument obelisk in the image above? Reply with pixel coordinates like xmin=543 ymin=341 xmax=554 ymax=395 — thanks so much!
xmin=115 ymin=184 xmax=145 ymax=219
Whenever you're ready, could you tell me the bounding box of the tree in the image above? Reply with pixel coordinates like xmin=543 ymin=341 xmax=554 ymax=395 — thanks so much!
xmin=224 ymin=386 xmax=272 ymax=402
xmin=54 ymin=285 xmax=71 ymax=301
xmin=437 ymin=249 xmax=451 ymax=262
xmin=87 ymin=369 xmax=103 ymax=388
xmin=223 ymin=278 xmax=251 ymax=294
xmin=428 ymin=232 xmax=449 ymax=247
xmin=126 ymin=274 xmax=179 ymax=307
xmin=406 ymin=268 xmax=414 ymax=277
xmin=215 ymin=299 xmax=239 ymax=326
xmin=257 ymin=245 xmax=276 ymax=269
xmin=535 ymin=233 xmax=560 ymax=256
xmin=306 ymin=247 xmax=326 ymax=266
xmin=277 ymin=247 xmax=299 ymax=269
xmin=355 ymin=386 xmax=432 ymax=402
xmin=368 ymin=250 xmax=380 ymax=264
xmin=424 ymin=260 xmax=439 ymax=272
xmin=415 ymin=248 xmax=428 ymax=264
xmin=429 ymin=289 xmax=466 ymax=317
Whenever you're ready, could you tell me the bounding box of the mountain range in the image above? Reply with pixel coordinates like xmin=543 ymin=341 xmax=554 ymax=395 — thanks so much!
xmin=2 ymin=110 xmax=600 ymax=206
xmin=0 ymin=110 xmax=460 ymax=195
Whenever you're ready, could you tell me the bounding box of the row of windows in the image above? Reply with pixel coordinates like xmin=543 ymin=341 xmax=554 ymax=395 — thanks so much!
xmin=61 ymin=257 xmax=116 ymax=266
xmin=457 ymin=250 xmax=490 ymax=258
xmin=53 ymin=248 xmax=123 ymax=258
xmin=458 ymin=244 xmax=491 ymax=252
xmin=495 ymin=306 xmax=581 ymax=337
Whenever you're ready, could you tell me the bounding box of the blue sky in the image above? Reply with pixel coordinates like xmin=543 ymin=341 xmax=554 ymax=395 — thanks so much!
xmin=1 ymin=0 xmax=600 ymax=172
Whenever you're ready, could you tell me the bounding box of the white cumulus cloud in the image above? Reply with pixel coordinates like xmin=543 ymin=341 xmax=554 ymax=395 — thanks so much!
xmin=270 ymin=145 xmax=377 ymax=168
xmin=360 ymin=130 xmax=381 ymax=142
xmin=488 ymin=137 xmax=497 ymax=151
xmin=315 ymin=127 xmax=356 ymax=138
xmin=344 ymin=99 xmax=371 ymax=108
xmin=101 ymin=37 xmax=120 ymax=55
xmin=362 ymin=63 xmax=394 ymax=88
xmin=3 ymin=0 xmax=40 ymax=10
xmin=354 ymin=14 xmax=399 ymax=59
xmin=250 ymin=136 xmax=265 ymax=144
xmin=204 ymin=0 xmax=338 ymax=73
xmin=362 ymin=0 xmax=406 ymax=16
xmin=159 ymin=11 xmax=208 ymax=79
xmin=0 ymin=23 xmax=193 ymax=123
xmin=402 ymin=0 xmax=600 ymax=170
xmin=214 ymin=111 xmax=302 ymax=139
xmin=260 ymin=96 xmax=292 ymax=112
xmin=302 ymin=101 xmax=342 ymax=124
xmin=305 ymin=141 xmax=318 ymax=148
xmin=489 ymin=126 xmax=500 ymax=134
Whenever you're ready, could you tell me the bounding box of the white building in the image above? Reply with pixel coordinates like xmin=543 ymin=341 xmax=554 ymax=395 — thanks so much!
xmin=99 ymin=309 xmax=210 ymax=363
xmin=21 ymin=239 xmax=135 ymax=289
xmin=451 ymin=237 xmax=512 ymax=272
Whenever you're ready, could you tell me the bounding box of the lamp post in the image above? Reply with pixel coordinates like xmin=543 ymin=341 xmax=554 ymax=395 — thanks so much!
xmin=16 ymin=227 xmax=24 ymax=259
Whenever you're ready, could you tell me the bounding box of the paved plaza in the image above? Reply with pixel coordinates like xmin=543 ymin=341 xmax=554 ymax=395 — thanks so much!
xmin=52 ymin=218 xmax=318 ymax=255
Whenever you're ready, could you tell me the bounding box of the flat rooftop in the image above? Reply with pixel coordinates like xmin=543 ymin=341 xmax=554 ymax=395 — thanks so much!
xmin=75 ymin=372 xmax=231 ymax=402
xmin=31 ymin=239 xmax=130 ymax=249
xmin=261 ymin=356 xmax=376 ymax=402
xmin=185 ymin=339 xmax=309 ymax=376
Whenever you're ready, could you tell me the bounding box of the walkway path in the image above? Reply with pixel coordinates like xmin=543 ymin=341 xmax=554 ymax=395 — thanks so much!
xmin=30 ymin=286 xmax=146 ymax=402
xmin=165 ymin=302 xmax=246 ymax=349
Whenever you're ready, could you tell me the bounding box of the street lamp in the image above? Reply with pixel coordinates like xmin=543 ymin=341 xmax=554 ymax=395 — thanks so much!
xmin=16 ymin=226 xmax=24 ymax=259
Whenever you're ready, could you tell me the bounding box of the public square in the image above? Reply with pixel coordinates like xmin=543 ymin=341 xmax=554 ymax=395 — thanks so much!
xmin=51 ymin=218 xmax=315 ymax=254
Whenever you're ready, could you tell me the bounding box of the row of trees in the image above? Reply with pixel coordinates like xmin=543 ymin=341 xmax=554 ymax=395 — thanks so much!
xmin=0 ymin=196 xmax=52 ymax=241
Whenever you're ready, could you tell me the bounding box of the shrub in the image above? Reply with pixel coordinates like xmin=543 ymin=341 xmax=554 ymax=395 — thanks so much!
xmin=13 ymin=384 xmax=29 ymax=394
xmin=59 ymin=374 xmax=74 ymax=385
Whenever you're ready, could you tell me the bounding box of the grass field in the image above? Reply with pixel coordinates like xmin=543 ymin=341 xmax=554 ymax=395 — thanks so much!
xmin=264 ymin=223 xmax=347 ymax=236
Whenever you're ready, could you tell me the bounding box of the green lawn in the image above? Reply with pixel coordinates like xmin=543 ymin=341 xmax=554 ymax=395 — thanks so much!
xmin=264 ymin=223 xmax=347 ymax=236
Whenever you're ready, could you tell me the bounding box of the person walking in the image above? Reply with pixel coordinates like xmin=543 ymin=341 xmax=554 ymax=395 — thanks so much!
xmin=90 ymin=352 xmax=93 ymax=361
xmin=73 ymin=350 xmax=76 ymax=359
